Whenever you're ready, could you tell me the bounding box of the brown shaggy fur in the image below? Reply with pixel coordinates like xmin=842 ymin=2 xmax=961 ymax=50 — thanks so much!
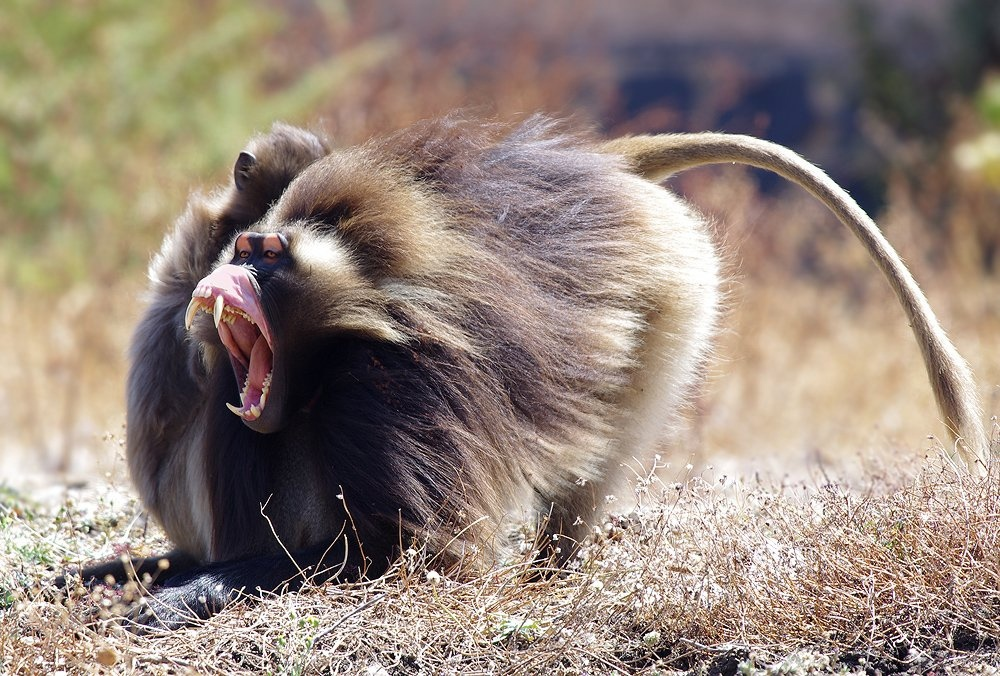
xmin=74 ymin=115 xmax=981 ymax=630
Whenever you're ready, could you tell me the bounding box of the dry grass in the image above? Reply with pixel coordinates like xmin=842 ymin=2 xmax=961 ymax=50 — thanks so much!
xmin=676 ymin=168 xmax=1000 ymax=485
xmin=1 ymin=281 xmax=137 ymax=483
xmin=5 ymin=449 xmax=1000 ymax=674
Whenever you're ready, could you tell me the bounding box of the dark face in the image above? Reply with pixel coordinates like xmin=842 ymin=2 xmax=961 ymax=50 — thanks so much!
xmin=186 ymin=232 xmax=292 ymax=433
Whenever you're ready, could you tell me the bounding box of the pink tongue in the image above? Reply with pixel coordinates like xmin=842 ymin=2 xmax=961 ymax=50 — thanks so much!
xmin=217 ymin=322 xmax=248 ymax=370
xmin=228 ymin=319 xmax=259 ymax=366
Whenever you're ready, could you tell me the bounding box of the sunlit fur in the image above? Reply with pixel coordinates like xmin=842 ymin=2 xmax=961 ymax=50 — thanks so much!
xmin=130 ymin=116 xmax=718 ymax=572
xmin=109 ymin=115 xmax=982 ymax=630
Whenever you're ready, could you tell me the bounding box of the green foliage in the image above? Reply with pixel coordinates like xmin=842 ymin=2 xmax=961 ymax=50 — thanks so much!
xmin=849 ymin=0 xmax=999 ymax=142
xmin=274 ymin=612 xmax=321 ymax=676
xmin=0 ymin=0 xmax=389 ymax=292
xmin=0 ymin=485 xmax=35 ymax=525
xmin=953 ymin=76 xmax=1000 ymax=187
xmin=489 ymin=613 xmax=546 ymax=644
xmin=976 ymin=76 xmax=1000 ymax=128
xmin=0 ymin=485 xmax=48 ymax=610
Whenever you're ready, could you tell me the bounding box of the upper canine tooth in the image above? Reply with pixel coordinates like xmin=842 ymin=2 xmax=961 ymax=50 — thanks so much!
xmin=213 ymin=294 xmax=225 ymax=328
xmin=184 ymin=297 xmax=200 ymax=330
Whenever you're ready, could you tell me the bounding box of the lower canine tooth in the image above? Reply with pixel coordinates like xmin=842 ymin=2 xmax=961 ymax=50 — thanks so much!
xmin=249 ymin=404 xmax=261 ymax=418
xmin=225 ymin=403 xmax=244 ymax=417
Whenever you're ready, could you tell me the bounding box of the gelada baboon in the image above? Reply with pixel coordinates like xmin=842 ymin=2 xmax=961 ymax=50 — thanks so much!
xmin=65 ymin=116 xmax=986 ymax=630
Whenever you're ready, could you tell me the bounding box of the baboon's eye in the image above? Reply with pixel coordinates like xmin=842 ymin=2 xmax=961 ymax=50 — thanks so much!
xmin=233 ymin=232 xmax=254 ymax=261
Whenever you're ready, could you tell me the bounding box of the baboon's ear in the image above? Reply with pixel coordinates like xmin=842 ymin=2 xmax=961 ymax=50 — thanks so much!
xmin=234 ymin=151 xmax=257 ymax=191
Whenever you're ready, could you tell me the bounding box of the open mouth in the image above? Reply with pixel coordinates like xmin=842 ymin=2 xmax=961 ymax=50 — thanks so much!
xmin=185 ymin=265 xmax=274 ymax=422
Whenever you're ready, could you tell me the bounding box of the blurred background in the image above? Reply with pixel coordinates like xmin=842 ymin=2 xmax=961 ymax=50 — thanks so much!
xmin=2 ymin=0 xmax=999 ymax=487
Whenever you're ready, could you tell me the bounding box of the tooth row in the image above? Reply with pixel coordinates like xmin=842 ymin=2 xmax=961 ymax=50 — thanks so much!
xmin=228 ymin=306 xmax=253 ymax=323
xmin=225 ymin=369 xmax=274 ymax=421
xmin=183 ymin=293 xmax=255 ymax=331
xmin=261 ymin=371 xmax=272 ymax=409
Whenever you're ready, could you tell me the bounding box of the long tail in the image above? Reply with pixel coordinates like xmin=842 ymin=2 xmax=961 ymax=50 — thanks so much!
xmin=602 ymin=132 xmax=988 ymax=471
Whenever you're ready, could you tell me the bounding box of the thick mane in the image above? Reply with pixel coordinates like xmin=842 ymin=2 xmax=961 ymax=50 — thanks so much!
xmin=65 ymin=114 xmax=980 ymax=631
